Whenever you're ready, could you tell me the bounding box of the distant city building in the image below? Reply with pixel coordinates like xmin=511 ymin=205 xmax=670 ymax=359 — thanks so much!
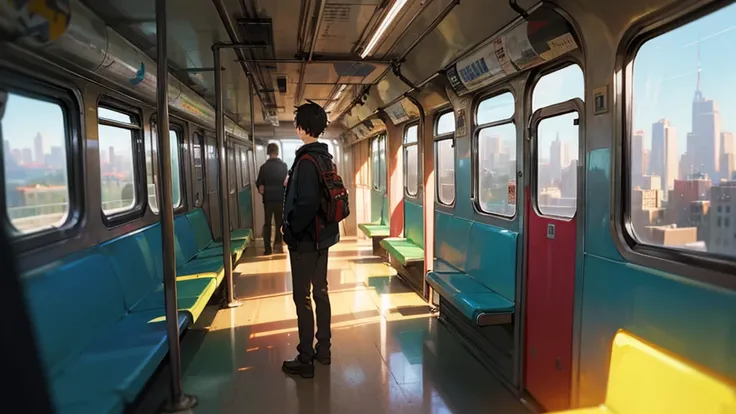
xmin=708 ymin=181 xmax=736 ymax=255
xmin=34 ymin=133 xmax=44 ymax=164
xmin=651 ymin=119 xmax=678 ymax=199
xmin=549 ymin=133 xmax=570 ymax=183
xmin=632 ymin=130 xmax=645 ymax=183
xmin=690 ymin=48 xmax=721 ymax=180
xmin=643 ymin=225 xmax=698 ymax=247
xmin=689 ymin=200 xmax=711 ymax=242
xmin=21 ymin=148 xmax=32 ymax=165
xmin=667 ymin=177 xmax=712 ymax=226
xmin=720 ymin=132 xmax=735 ymax=181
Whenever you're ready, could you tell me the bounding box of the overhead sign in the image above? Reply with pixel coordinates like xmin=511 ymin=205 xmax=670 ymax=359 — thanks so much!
xmin=446 ymin=6 xmax=578 ymax=96
xmin=384 ymin=100 xmax=409 ymax=125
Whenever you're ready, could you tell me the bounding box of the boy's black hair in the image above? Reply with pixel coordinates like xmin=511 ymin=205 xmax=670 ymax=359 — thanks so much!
xmin=294 ymin=100 xmax=328 ymax=138
xmin=266 ymin=143 xmax=279 ymax=156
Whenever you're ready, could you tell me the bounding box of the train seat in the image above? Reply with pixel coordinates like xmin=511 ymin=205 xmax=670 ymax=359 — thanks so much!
xmin=57 ymin=396 xmax=124 ymax=414
xmin=380 ymin=237 xmax=424 ymax=264
xmin=102 ymin=228 xmax=216 ymax=323
xmin=22 ymin=252 xmax=189 ymax=413
xmin=380 ymin=200 xmax=425 ymax=265
xmin=550 ymin=330 xmax=736 ymax=414
xmin=427 ymin=212 xmax=515 ymax=326
xmin=358 ymin=222 xmax=390 ymax=237
xmin=185 ymin=208 xmax=252 ymax=253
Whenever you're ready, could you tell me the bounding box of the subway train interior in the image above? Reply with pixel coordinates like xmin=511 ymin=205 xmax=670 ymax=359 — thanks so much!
xmin=2 ymin=0 xmax=736 ymax=413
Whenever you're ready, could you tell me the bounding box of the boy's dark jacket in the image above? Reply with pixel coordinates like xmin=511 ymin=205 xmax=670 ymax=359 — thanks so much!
xmin=282 ymin=142 xmax=340 ymax=251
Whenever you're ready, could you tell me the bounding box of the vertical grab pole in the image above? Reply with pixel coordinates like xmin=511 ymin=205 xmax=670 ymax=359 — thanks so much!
xmin=248 ymin=79 xmax=258 ymax=232
xmin=213 ymin=44 xmax=242 ymax=308
xmin=156 ymin=0 xmax=196 ymax=411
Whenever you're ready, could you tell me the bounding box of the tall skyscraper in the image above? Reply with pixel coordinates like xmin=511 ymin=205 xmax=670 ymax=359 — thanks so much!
xmin=721 ymin=131 xmax=735 ymax=156
xmin=34 ymin=133 xmax=44 ymax=164
xmin=632 ymin=130 xmax=645 ymax=186
xmin=651 ymin=119 xmax=678 ymax=199
xmin=549 ymin=133 xmax=569 ymax=182
xmin=690 ymin=45 xmax=721 ymax=180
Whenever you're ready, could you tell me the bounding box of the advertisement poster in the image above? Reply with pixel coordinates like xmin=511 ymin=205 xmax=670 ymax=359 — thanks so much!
xmin=456 ymin=106 xmax=467 ymax=137
xmin=505 ymin=22 xmax=545 ymax=71
xmin=385 ymin=100 xmax=409 ymax=125
xmin=455 ymin=44 xmax=505 ymax=92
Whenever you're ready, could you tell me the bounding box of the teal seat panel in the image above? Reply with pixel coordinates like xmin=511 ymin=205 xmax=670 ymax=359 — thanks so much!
xmin=174 ymin=215 xmax=199 ymax=266
xmin=434 ymin=212 xmax=472 ymax=272
xmin=427 ymin=271 xmax=514 ymax=321
xmin=131 ymin=278 xmax=217 ymax=322
xmin=101 ymin=230 xmax=159 ymax=310
xmin=465 ymin=222 xmax=518 ymax=302
xmin=196 ymin=239 xmax=246 ymax=260
xmin=404 ymin=200 xmax=424 ymax=248
xmin=431 ymin=259 xmax=464 ymax=274
xmin=454 ymin=292 xmax=515 ymax=320
xmin=231 ymin=228 xmax=252 ymax=242
xmin=51 ymin=310 xmax=189 ymax=404
xmin=370 ymin=189 xmax=385 ymax=224
xmin=185 ymin=209 xmax=215 ymax=252
xmin=57 ymin=395 xmax=124 ymax=414
xmin=178 ymin=256 xmax=225 ymax=284
xmin=23 ymin=253 xmax=127 ymax=377
xmin=358 ymin=223 xmax=390 ymax=237
xmin=380 ymin=237 xmax=424 ymax=264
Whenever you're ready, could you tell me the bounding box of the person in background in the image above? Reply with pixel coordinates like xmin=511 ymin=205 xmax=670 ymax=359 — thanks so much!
xmin=281 ymin=101 xmax=339 ymax=378
xmin=256 ymin=143 xmax=288 ymax=255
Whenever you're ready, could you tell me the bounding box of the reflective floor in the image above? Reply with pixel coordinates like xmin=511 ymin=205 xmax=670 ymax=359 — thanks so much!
xmin=137 ymin=238 xmax=527 ymax=413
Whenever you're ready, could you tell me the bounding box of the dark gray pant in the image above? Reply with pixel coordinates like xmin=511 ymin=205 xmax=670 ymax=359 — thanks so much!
xmin=262 ymin=201 xmax=283 ymax=251
xmin=289 ymin=248 xmax=331 ymax=360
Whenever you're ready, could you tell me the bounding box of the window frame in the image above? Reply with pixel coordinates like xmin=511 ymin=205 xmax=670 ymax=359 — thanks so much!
xmin=0 ymin=70 xmax=84 ymax=249
xmin=97 ymin=97 xmax=146 ymax=227
xmin=434 ymin=109 xmax=456 ymax=206
xmin=612 ymin=1 xmax=736 ymax=289
xmin=147 ymin=115 xmax=187 ymax=215
xmin=472 ymin=89 xmax=517 ymax=219
xmin=404 ymin=122 xmax=420 ymax=197
xmin=192 ymin=131 xmax=205 ymax=208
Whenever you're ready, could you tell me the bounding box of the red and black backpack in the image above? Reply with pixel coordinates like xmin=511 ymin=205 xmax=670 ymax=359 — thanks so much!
xmin=298 ymin=153 xmax=350 ymax=224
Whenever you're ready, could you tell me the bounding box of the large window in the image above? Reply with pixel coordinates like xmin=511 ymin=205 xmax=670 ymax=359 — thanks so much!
xmin=2 ymin=92 xmax=71 ymax=234
xmin=404 ymin=125 xmax=419 ymax=196
xmin=239 ymin=148 xmax=250 ymax=188
xmin=147 ymin=122 xmax=183 ymax=213
xmin=628 ymin=3 xmax=736 ymax=259
xmin=98 ymin=106 xmax=141 ymax=218
xmin=476 ymin=92 xmax=516 ymax=217
xmin=435 ymin=111 xmax=455 ymax=205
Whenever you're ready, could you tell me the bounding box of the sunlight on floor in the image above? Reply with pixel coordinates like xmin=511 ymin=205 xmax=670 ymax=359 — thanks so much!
xmin=151 ymin=237 xmax=526 ymax=414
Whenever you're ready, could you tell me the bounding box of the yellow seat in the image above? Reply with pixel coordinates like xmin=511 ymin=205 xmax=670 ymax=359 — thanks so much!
xmin=551 ymin=330 xmax=736 ymax=414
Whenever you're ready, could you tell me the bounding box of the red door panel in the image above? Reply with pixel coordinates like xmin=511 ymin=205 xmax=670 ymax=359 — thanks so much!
xmin=523 ymin=107 xmax=581 ymax=411
xmin=524 ymin=189 xmax=576 ymax=410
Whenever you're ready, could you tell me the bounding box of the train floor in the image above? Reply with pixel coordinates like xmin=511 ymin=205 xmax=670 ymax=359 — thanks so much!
xmin=135 ymin=237 xmax=527 ymax=413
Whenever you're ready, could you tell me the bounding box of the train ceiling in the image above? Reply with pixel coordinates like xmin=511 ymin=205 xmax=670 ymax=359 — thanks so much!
xmin=80 ymin=0 xmax=538 ymax=130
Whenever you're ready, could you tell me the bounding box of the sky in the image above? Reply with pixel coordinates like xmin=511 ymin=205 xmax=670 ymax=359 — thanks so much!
xmin=2 ymin=3 xmax=734 ymax=164
xmin=632 ymin=2 xmax=736 ymax=153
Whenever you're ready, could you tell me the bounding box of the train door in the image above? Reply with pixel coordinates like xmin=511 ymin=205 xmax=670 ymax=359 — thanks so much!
xmin=205 ymin=133 xmax=221 ymax=239
xmin=523 ymin=98 xmax=583 ymax=411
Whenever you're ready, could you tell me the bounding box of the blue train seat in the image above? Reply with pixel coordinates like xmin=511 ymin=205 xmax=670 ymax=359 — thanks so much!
xmin=22 ymin=208 xmax=248 ymax=413
xmin=185 ymin=208 xmax=252 ymax=259
xmin=23 ymin=252 xmax=189 ymax=413
xmin=380 ymin=200 xmax=424 ymax=265
xmin=427 ymin=212 xmax=517 ymax=326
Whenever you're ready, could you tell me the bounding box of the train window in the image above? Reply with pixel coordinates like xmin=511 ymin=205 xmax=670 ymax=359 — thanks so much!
xmin=2 ymin=93 xmax=71 ymax=235
xmin=536 ymin=112 xmax=579 ymax=219
xmin=627 ymin=4 xmax=736 ymax=259
xmin=476 ymin=92 xmax=516 ymax=217
xmin=477 ymin=92 xmax=514 ymax=125
xmin=147 ymin=123 xmax=183 ymax=213
xmin=436 ymin=112 xmax=455 ymax=135
xmin=532 ymin=64 xmax=584 ymax=112
xmin=405 ymin=124 xmax=419 ymax=196
xmin=98 ymin=106 xmax=141 ymax=218
xmin=435 ymin=111 xmax=455 ymax=205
